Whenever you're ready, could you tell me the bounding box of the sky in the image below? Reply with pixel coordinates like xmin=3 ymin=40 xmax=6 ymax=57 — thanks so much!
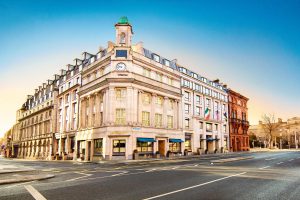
xmin=0 ymin=0 xmax=300 ymax=137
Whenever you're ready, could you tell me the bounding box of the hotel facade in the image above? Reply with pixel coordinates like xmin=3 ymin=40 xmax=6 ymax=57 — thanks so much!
xmin=9 ymin=17 xmax=248 ymax=160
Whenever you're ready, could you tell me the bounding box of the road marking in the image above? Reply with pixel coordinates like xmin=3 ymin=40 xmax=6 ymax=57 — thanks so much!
xmin=259 ymin=166 xmax=270 ymax=170
xmin=143 ymin=172 xmax=246 ymax=200
xmin=194 ymin=164 xmax=198 ymax=167
xmin=265 ymin=158 xmax=276 ymax=161
xmin=277 ymin=162 xmax=283 ymax=165
xmin=288 ymin=159 xmax=294 ymax=162
xmin=75 ymin=172 xmax=92 ymax=176
xmin=146 ymin=169 xmax=156 ymax=172
xmin=24 ymin=185 xmax=47 ymax=200
xmin=2 ymin=181 xmax=35 ymax=189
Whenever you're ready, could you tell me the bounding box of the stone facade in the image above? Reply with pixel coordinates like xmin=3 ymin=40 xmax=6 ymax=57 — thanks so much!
xmin=8 ymin=17 xmax=247 ymax=160
xmin=16 ymin=80 xmax=58 ymax=160
xmin=228 ymin=89 xmax=250 ymax=151
xmin=249 ymin=117 xmax=300 ymax=149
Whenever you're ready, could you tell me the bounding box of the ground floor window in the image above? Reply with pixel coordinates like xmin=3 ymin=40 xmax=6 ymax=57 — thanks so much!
xmin=70 ymin=137 xmax=75 ymax=153
xmin=94 ymin=138 xmax=103 ymax=155
xmin=113 ymin=139 xmax=126 ymax=156
xmin=185 ymin=134 xmax=192 ymax=151
xmin=137 ymin=142 xmax=153 ymax=153
xmin=169 ymin=142 xmax=181 ymax=152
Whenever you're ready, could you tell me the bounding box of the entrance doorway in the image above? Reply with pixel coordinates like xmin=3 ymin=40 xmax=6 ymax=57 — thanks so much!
xmin=158 ymin=140 xmax=165 ymax=157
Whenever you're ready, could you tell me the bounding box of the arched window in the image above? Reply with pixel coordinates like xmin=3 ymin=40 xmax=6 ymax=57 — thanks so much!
xmin=120 ymin=32 xmax=126 ymax=44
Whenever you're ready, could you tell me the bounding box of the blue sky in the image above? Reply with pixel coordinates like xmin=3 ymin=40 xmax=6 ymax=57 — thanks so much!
xmin=0 ymin=0 xmax=300 ymax=136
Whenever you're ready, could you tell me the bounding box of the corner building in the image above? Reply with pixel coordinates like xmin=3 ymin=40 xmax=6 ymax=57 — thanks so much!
xmin=11 ymin=17 xmax=234 ymax=160
xmin=75 ymin=18 xmax=183 ymax=161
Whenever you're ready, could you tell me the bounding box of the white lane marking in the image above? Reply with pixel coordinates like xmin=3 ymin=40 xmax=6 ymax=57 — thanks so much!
xmin=259 ymin=166 xmax=270 ymax=170
xmin=277 ymin=162 xmax=283 ymax=165
xmin=2 ymin=181 xmax=35 ymax=189
xmin=143 ymin=172 xmax=246 ymax=200
xmin=265 ymin=158 xmax=276 ymax=161
xmin=146 ymin=169 xmax=156 ymax=173
xmin=194 ymin=164 xmax=198 ymax=167
xmin=288 ymin=159 xmax=294 ymax=162
xmin=24 ymin=185 xmax=47 ymax=200
xmin=75 ymin=172 xmax=92 ymax=176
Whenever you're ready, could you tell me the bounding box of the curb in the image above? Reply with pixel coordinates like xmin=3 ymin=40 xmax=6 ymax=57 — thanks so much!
xmin=0 ymin=169 xmax=35 ymax=174
xmin=0 ymin=174 xmax=55 ymax=185
xmin=210 ymin=156 xmax=254 ymax=163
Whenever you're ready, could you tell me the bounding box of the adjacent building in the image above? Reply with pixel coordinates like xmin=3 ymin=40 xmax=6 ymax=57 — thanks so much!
xmin=8 ymin=17 xmax=249 ymax=160
xmin=228 ymin=89 xmax=250 ymax=151
xmin=249 ymin=117 xmax=300 ymax=149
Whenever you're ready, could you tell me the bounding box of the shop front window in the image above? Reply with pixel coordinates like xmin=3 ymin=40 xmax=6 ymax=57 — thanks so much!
xmin=94 ymin=139 xmax=103 ymax=155
xmin=113 ymin=140 xmax=126 ymax=156
xmin=185 ymin=135 xmax=192 ymax=151
xmin=169 ymin=142 xmax=181 ymax=153
xmin=137 ymin=142 xmax=153 ymax=153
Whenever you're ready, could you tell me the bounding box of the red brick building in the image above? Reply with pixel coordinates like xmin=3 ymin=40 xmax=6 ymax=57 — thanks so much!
xmin=228 ymin=89 xmax=250 ymax=151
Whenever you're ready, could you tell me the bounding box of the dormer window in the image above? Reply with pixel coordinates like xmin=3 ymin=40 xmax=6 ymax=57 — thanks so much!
xmin=120 ymin=32 xmax=126 ymax=44
xmin=164 ymin=59 xmax=170 ymax=67
xmin=152 ymin=54 xmax=160 ymax=62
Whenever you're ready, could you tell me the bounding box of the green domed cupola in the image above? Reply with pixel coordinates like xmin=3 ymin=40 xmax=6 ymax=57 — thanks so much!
xmin=118 ymin=16 xmax=129 ymax=25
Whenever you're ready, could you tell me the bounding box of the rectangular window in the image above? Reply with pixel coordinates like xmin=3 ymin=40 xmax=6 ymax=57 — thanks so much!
xmin=142 ymin=111 xmax=150 ymax=126
xmin=196 ymin=95 xmax=200 ymax=104
xmin=73 ymin=90 xmax=77 ymax=100
xmin=115 ymin=109 xmax=126 ymax=125
xmin=206 ymin=123 xmax=212 ymax=132
xmin=167 ymin=116 xmax=173 ymax=129
xmin=155 ymin=113 xmax=162 ymax=127
xmin=137 ymin=141 xmax=153 ymax=153
xmin=215 ymin=124 xmax=218 ymax=131
xmin=184 ymin=91 xmax=190 ymax=101
xmin=156 ymin=96 xmax=163 ymax=106
xmin=184 ymin=104 xmax=190 ymax=114
xmin=143 ymin=93 xmax=151 ymax=104
xmin=156 ymin=73 xmax=162 ymax=82
xmin=206 ymin=98 xmax=211 ymax=107
xmin=143 ymin=68 xmax=151 ymax=77
xmin=169 ymin=99 xmax=174 ymax=109
xmin=183 ymin=79 xmax=190 ymax=87
xmin=116 ymin=50 xmax=127 ymax=58
xmin=152 ymin=54 xmax=160 ymax=62
xmin=94 ymin=139 xmax=103 ymax=155
xmin=196 ymin=106 xmax=200 ymax=115
xmin=169 ymin=142 xmax=181 ymax=152
xmin=185 ymin=135 xmax=192 ymax=151
xmin=199 ymin=121 xmax=203 ymax=129
xmin=164 ymin=59 xmax=170 ymax=67
xmin=185 ymin=118 xmax=190 ymax=129
xmin=113 ymin=140 xmax=126 ymax=156
xmin=116 ymin=88 xmax=126 ymax=101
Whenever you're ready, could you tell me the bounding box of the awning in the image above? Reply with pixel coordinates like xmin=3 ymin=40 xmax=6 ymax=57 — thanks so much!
xmin=137 ymin=138 xmax=156 ymax=142
xmin=169 ymin=139 xmax=184 ymax=143
xmin=206 ymin=138 xmax=215 ymax=142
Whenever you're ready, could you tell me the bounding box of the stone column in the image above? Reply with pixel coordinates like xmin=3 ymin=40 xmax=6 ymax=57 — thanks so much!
xmin=174 ymin=100 xmax=178 ymax=129
xmin=95 ymin=92 xmax=100 ymax=127
xmin=163 ymin=97 xmax=169 ymax=128
xmin=178 ymin=100 xmax=183 ymax=129
xmin=108 ymin=87 xmax=115 ymax=125
xmin=150 ymin=93 xmax=156 ymax=127
xmin=85 ymin=141 xmax=89 ymax=161
xmin=127 ymin=87 xmax=133 ymax=125
xmin=88 ymin=95 xmax=94 ymax=127
xmin=132 ymin=88 xmax=138 ymax=125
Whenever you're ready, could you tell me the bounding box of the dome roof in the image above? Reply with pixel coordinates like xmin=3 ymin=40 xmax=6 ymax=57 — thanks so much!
xmin=118 ymin=16 xmax=129 ymax=24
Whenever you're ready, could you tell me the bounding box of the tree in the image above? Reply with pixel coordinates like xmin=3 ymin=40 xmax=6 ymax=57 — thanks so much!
xmin=260 ymin=114 xmax=281 ymax=148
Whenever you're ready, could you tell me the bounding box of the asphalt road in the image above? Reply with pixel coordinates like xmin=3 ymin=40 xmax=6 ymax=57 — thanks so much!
xmin=0 ymin=151 xmax=300 ymax=200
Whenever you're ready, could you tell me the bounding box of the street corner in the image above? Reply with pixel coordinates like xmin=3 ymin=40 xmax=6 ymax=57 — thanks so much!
xmin=0 ymin=170 xmax=55 ymax=185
